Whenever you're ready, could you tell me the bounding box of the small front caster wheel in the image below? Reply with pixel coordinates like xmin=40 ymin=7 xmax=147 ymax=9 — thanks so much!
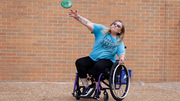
xmin=104 ymin=90 xmax=109 ymax=101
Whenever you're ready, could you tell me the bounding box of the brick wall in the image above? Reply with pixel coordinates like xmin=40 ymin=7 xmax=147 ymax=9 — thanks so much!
xmin=0 ymin=0 xmax=179 ymax=83
xmin=164 ymin=0 xmax=180 ymax=82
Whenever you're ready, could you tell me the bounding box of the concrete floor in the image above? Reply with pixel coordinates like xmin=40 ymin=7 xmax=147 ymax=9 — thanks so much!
xmin=0 ymin=82 xmax=179 ymax=101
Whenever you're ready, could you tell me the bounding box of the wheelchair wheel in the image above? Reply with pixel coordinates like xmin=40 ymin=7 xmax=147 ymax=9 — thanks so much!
xmin=75 ymin=89 xmax=81 ymax=100
xmin=73 ymin=74 xmax=81 ymax=100
xmin=104 ymin=90 xmax=109 ymax=101
xmin=109 ymin=62 xmax=130 ymax=101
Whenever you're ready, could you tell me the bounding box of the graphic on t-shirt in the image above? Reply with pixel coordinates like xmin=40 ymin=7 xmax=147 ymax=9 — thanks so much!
xmin=100 ymin=35 xmax=116 ymax=52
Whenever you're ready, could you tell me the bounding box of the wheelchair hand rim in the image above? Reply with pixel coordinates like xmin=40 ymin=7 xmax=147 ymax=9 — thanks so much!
xmin=112 ymin=64 xmax=130 ymax=99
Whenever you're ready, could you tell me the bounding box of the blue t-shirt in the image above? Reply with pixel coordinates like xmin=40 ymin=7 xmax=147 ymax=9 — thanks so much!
xmin=89 ymin=23 xmax=125 ymax=63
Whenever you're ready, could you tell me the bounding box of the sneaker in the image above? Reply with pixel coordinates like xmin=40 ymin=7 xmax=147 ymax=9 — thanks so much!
xmin=93 ymin=89 xmax=101 ymax=100
xmin=80 ymin=86 xmax=95 ymax=97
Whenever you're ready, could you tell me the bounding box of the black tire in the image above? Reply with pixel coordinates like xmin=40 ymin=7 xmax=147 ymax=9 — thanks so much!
xmin=109 ymin=62 xmax=130 ymax=101
xmin=75 ymin=92 xmax=80 ymax=100
xmin=104 ymin=91 xmax=109 ymax=101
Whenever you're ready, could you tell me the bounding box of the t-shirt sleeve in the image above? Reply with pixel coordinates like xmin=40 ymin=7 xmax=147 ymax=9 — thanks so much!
xmin=91 ymin=23 xmax=106 ymax=37
xmin=117 ymin=42 xmax=126 ymax=56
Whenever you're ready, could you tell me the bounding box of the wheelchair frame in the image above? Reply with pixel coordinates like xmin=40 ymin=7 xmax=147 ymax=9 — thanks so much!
xmin=72 ymin=61 xmax=130 ymax=101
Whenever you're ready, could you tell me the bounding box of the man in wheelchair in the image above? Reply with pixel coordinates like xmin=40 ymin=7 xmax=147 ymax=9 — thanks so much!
xmin=69 ymin=10 xmax=126 ymax=99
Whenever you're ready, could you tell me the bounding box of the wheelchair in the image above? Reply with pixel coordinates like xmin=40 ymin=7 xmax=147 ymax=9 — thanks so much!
xmin=72 ymin=60 xmax=131 ymax=101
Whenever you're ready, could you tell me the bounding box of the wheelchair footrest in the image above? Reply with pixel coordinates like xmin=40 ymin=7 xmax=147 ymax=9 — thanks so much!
xmin=72 ymin=94 xmax=95 ymax=99
xmin=72 ymin=92 xmax=99 ymax=99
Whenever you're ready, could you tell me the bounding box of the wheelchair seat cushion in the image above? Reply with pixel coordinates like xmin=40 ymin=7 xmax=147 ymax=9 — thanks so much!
xmin=87 ymin=67 xmax=110 ymax=76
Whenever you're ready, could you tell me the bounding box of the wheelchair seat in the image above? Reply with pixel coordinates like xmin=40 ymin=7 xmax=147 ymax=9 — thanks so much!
xmin=87 ymin=67 xmax=110 ymax=76
xmin=87 ymin=67 xmax=110 ymax=81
